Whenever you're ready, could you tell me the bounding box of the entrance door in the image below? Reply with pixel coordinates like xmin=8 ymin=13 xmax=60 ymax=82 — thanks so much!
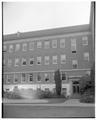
xmin=72 ymin=81 xmax=80 ymax=98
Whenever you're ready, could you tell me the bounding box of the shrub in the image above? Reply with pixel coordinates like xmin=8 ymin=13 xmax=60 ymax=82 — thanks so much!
xmin=36 ymin=90 xmax=66 ymax=99
xmin=80 ymin=89 xmax=95 ymax=103
xmin=3 ymin=91 xmax=23 ymax=99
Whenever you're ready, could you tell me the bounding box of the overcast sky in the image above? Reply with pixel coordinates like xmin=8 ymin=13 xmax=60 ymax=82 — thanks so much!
xmin=3 ymin=1 xmax=91 ymax=35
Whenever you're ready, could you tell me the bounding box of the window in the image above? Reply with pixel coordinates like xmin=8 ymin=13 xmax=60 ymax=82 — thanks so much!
xmin=72 ymin=60 xmax=78 ymax=69
xmin=61 ymin=55 xmax=66 ymax=64
xmin=9 ymin=45 xmax=13 ymax=52
xmin=14 ymin=73 xmax=19 ymax=83
xmin=3 ymin=59 xmax=5 ymax=66
xmin=45 ymin=88 xmax=49 ymax=91
xmin=22 ymin=58 xmax=27 ymax=65
xmin=71 ymin=39 xmax=76 ymax=53
xmin=15 ymin=44 xmax=20 ymax=51
xmin=61 ymin=72 xmax=66 ymax=80
xmin=45 ymin=56 xmax=49 ymax=65
xmin=52 ymin=56 xmax=57 ymax=64
xmin=15 ymin=58 xmax=19 ymax=66
xmin=3 ymin=45 xmax=7 ymax=52
xmin=84 ymin=52 xmax=89 ymax=61
xmin=44 ymin=73 xmax=49 ymax=82
xmin=37 ymin=73 xmax=41 ymax=82
xmin=7 ymin=74 xmax=13 ymax=83
xmin=22 ymin=43 xmax=27 ymax=51
xmin=21 ymin=73 xmax=26 ymax=82
xmin=37 ymin=41 xmax=42 ymax=48
xmin=29 ymin=73 xmax=33 ymax=82
xmin=8 ymin=59 xmax=12 ymax=66
xmin=44 ymin=41 xmax=50 ymax=49
xmin=37 ymin=56 xmax=41 ymax=65
xmin=82 ymin=36 xmax=88 ymax=45
xmin=52 ymin=40 xmax=57 ymax=48
xmin=29 ymin=42 xmax=34 ymax=50
xmin=60 ymin=39 xmax=65 ymax=48
xmin=29 ymin=57 xmax=34 ymax=65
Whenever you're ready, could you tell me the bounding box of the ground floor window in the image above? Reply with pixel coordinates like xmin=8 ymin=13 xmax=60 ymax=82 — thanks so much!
xmin=61 ymin=72 xmax=66 ymax=80
xmin=29 ymin=73 xmax=33 ymax=82
xmin=45 ymin=88 xmax=49 ymax=92
xmin=37 ymin=73 xmax=41 ymax=82
xmin=14 ymin=73 xmax=19 ymax=83
xmin=7 ymin=74 xmax=13 ymax=83
xmin=21 ymin=73 xmax=26 ymax=82
xmin=44 ymin=73 xmax=49 ymax=82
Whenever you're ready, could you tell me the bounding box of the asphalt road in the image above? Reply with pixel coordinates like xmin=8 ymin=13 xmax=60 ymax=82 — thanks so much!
xmin=2 ymin=104 xmax=95 ymax=118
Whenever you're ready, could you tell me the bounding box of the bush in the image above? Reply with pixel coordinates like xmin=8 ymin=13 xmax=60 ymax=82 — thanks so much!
xmin=3 ymin=91 xmax=23 ymax=99
xmin=36 ymin=90 xmax=66 ymax=99
xmin=80 ymin=89 xmax=95 ymax=103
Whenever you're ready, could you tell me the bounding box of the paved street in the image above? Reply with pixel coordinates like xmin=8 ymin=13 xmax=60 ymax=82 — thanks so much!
xmin=3 ymin=104 xmax=95 ymax=118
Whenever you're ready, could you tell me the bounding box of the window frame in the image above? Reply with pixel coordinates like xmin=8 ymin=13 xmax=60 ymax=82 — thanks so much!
xmin=44 ymin=56 xmax=49 ymax=65
xmin=22 ymin=43 xmax=27 ymax=51
xmin=37 ymin=56 xmax=42 ymax=65
xmin=60 ymin=39 xmax=65 ymax=48
xmin=61 ymin=54 xmax=66 ymax=64
xmin=52 ymin=55 xmax=57 ymax=64
xmin=52 ymin=40 xmax=57 ymax=48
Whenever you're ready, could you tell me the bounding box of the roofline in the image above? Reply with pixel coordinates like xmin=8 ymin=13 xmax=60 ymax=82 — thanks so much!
xmin=3 ymin=24 xmax=90 ymax=41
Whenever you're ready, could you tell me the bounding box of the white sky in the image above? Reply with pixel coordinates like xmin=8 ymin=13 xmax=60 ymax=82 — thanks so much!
xmin=3 ymin=1 xmax=91 ymax=35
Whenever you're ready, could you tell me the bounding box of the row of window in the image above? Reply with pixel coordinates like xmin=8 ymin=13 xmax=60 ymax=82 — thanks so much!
xmin=3 ymin=53 xmax=89 ymax=67
xmin=3 ymin=36 xmax=88 ymax=53
xmin=4 ymin=72 xmax=66 ymax=83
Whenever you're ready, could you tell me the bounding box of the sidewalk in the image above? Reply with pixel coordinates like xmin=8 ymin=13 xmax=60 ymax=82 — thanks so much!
xmin=3 ymin=98 xmax=95 ymax=107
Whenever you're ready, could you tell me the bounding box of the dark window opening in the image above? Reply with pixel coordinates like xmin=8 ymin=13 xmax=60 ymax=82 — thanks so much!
xmin=73 ymin=64 xmax=77 ymax=69
xmin=37 ymin=74 xmax=41 ymax=81
xmin=62 ymin=73 xmax=66 ymax=80
xmin=22 ymin=61 xmax=26 ymax=65
xmin=29 ymin=73 xmax=33 ymax=81
xmin=72 ymin=51 xmax=76 ymax=53
xmin=30 ymin=60 xmax=33 ymax=65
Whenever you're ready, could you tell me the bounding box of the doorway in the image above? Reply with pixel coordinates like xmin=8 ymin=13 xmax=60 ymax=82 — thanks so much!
xmin=72 ymin=81 xmax=80 ymax=98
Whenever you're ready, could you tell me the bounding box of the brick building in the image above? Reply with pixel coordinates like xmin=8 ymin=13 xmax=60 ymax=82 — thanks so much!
xmin=3 ymin=2 xmax=95 ymax=97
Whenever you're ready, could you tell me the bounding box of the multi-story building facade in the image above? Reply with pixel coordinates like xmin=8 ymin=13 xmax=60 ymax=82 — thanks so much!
xmin=3 ymin=2 xmax=95 ymax=97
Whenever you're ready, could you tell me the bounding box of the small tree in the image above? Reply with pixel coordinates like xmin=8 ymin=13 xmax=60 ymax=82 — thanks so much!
xmin=54 ymin=69 xmax=62 ymax=96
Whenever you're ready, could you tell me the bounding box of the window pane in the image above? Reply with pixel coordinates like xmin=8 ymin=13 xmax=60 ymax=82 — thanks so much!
xmin=60 ymin=39 xmax=65 ymax=48
xmin=22 ymin=43 xmax=27 ymax=51
xmin=29 ymin=73 xmax=33 ymax=82
xmin=61 ymin=72 xmax=66 ymax=80
xmin=37 ymin=56 xmax=41 ymax=65
xmin=45 ymin=73 xmax=49 ymax=82
xmin=15 ymin=58 xmax=19 ymax=66
xmin=44 ymin=41 xmax=50 ymax=49
xmin=15 ymin=44 xmax=20 ymax=51
xmin=52 ymin=56 xmax=57 ymax=64
xmin=3 ymin=45 xmax=7 ymax=52
xmin=37 ymin=73 xmax=41 ymax=81
xmin=52 ymin=40 xmax=57 ymax=48
xmin=29 ymin=42 xmax=34 ymax=50
xmin=37 ymin=41 xmax=42 ymax=48
xmin=61 ymin=55 xmax=66 ymax=64
xmin=8 ymin=59 xmax=12 ymax=66
xmin=82 ymin=36 xmax=88 ymax=45
xmin=72 ymin=60 xmax=78 ymax=69
xmin=22 ymin=58 xmax=27 ymax=65
xmin=45 ymin=56 xmax=49 ymax=65
xmin=71 ymin=39 xmax=76 ymax=53
xmin=30 ymin=57 xmax=34 ymax=65
xmin=22 ymin=73 xmax=26 ymax=82
xmin=84 ymin=52 xmax=89 ymax=61
xmin=9 ymin=45 xmax=13 ymax=52
xmin=14 ymin=73 xmax=19 ymax=83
